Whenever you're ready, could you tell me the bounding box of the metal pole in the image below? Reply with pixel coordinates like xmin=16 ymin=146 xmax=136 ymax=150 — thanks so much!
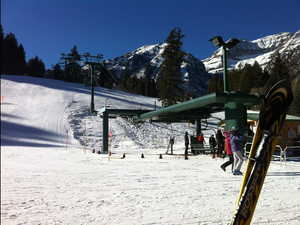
xmin=222 ymin=47 xmax=229 ymax=92
xmin=90 ymin=64 xmax=95 ymax=113
xmin=102 ymin=111 xmax=109 ymax=153
xmin=196 ymin=119 xmax=201 ymax=136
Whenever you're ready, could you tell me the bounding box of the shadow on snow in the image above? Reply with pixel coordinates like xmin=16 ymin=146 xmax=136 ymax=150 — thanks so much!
xmin=1 ymin=120 xmax=65 ymax=148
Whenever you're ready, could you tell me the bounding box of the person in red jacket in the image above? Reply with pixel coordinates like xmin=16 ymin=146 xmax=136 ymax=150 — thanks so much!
xmin=197 ymin=133 xmax=205 ymax=148
xmin=220 ymin=131 xmax=233 ymax=172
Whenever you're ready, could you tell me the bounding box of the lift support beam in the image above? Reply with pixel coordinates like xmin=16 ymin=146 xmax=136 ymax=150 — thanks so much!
xmin=98 ymin=108 xmax=152 ymax=153
xmin=99 ymin=92 xmax=260 ymax=153
xmin=135 ymin=92 xmax=260 ymax=122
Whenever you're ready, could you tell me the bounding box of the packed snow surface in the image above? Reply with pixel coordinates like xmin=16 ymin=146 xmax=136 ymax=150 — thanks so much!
xmin=1 ymin=75 xmax=300 ymax=225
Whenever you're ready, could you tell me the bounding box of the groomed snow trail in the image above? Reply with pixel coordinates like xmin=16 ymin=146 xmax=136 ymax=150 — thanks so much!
xmin=1 ymin=76 xmax=300 ymax=225
xmin=1 ymin=76 xmax=80 ymax=148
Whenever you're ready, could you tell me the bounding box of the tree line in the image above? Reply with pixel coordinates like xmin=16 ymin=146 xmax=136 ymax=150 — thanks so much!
xmin=0 ymin=24 xmax=183 ymax=101
xmin=0 ymin=24 xmax=185 ymax=99
xmin=1 ymin=24 xmax=299 ymax=116
xmin=0 ymin=25 xmax=115 ymax=89
xmin=0 ymin=25 xmax=46 ymax=76
xmin=207 ymin=49 xmax=300 ymax=116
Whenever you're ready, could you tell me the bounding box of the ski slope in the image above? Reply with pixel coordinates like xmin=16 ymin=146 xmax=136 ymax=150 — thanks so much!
xmin=1 ymin=75 xmax=300 ymax=225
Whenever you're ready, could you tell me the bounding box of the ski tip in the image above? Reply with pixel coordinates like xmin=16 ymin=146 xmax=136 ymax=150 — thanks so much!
xmin=260 ymin=79 xmax=293 ymax=130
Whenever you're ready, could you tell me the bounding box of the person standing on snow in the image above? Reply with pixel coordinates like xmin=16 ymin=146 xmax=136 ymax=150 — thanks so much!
xmin=209 ymin=134 xmax=217 ymax=158
xmin=166 ymin=136 xmax=175 ymax=155
xmin=220 ymin=131 xmax=233 ymax=172
xmin=184 ymin=132 xmax=189 ymax=160
xmin=230 ymin=128 xmax=245 ymax=175
xmin=216 ymin=129 xmax=225 ymax=157
xmin=197 ymin=133 xmax=206 ymax=148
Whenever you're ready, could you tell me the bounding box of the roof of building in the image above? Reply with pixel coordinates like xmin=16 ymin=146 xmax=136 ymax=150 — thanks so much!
xmin=247 ymin=111 xmax=300 ymax=121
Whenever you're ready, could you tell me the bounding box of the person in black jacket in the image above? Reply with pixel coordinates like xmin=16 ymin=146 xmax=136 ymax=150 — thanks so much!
xmin=184 ymin=132 xmax=189 ymax=160
xmin=166 ymin=136 xmax=175 ymax=155
xmin=209 ymin=134 xmax=217 ymax=158
xmin=216 ymin=129 xmax=225 ymax=157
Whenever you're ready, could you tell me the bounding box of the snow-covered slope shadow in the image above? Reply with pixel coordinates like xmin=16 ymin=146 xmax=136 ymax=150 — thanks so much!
xmin=1 ymin=120 xmax=64 ymax=147
xmin=1 ymin=76 xmax=79 ymax=148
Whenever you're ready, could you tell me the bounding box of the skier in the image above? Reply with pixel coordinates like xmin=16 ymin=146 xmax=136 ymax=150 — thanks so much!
xmin=184 ymin=132 xmax=189 ymax=160
xmin=197 ymin=133 xmax=205 ymax=148
xmin=220 ymin=131 xmax=233 ymax=172
xmin=209 ymin=134 xmax=217 ymax=158
xmin=216 ymin=129 xmax=225 ymax=157
xmin=230 ymin=128 xmax=245 ymax=175
xmin=166 ymin=136 xmax=175 ymax=155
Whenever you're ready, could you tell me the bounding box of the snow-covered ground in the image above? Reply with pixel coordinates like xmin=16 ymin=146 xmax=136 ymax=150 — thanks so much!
xmin=1 ymin=75 xmax=300 ymax=225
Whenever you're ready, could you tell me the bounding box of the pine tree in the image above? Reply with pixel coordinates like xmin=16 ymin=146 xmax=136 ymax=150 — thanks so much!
xmin=280 ymin=46 xmax=300 ymax=81
xmin=1 ymin=31 xmax=27 ymax=75
xmin=0 ymin=24 xmax=3 ymax=44
xmin=260 ymin=69 xmax=270 ymax=87
xmin=120 ymin=62 xmax=131 ymax=91
xmin=93 ymin=63 xmax=115 ymax=89
xmin=70 ymin=45 xmax=81 ymax=61
xmin=239 ymin=64 xmax=255 ymax=92
xmin=16 ymin=44 xmax=26 ymax=75
xmin=289 ymin=78 xmax=300 ymax=117
xmin=265 ymin=52 xmax=290 ymax=88
xmin=0 ymin=25 xmax=4 ymax=74
xmin=27 ymin=56 xmax=46 ymax=77
xmin=63 ymin=45 xmax=82 ymax=82
xmin=48 ymin=63 xmax=64 ymax=80
xmin=229 ymin=69 xmax=242 ymax=91
xmin=65 ymin=62 xmax=82 ymax=82
xmin=252 ymin=61 xmax=265 ymax=87
xmin=226 ymin=61 xmax=267 ymax=93
xmin=148 ymin=79 xmax=158 ymax=97
xmin=207 ymin=74 xmax=223 ymax=93
xmin=2 ymin=33 xmax=19 ymax=74
xmin=144 ymin=63 xmax=156 ymax=96
xmin=158 ymin=28 xmax=185 ymax=106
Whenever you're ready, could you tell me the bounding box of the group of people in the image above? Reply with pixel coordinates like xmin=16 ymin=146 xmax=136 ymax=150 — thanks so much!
xmin=220 ymin=128 xmax=246 ymax=175
xmin=208 ymin=129 xmax=225 ymax=158
xmin=167 ymin=131 xmax=204 ymax=160
xmin=166 ymin=128 xmax=247 ymax=173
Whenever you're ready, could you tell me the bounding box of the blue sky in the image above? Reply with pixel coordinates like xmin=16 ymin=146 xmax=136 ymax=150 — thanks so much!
xmin=2 ymin=0 xmax=300 ymax=69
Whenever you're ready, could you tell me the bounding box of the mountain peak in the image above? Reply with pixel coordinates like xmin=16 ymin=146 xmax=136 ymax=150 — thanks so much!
xmin=203 ymin=30 xmax=300 ymax=73
xmin=105 ymin=43 xmax=209 ymax=96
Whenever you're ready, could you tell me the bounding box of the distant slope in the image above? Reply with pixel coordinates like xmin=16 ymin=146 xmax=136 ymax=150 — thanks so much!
xmin=202 ymin=30 xmax=300 ymax=73
xmin=0 ymin=75 xmax=199 ymax=151
xmin=0 ymin=75 xmax=171 ymax=150
xmin=1 ymin=75 xmax=79 ymax=147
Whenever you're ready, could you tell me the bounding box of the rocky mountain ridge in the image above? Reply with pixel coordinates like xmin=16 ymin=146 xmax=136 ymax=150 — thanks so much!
xmin=103 ymin=30 xmax=299 ymax=96
xmin=104 ymin=43 xmax=209 ymax=96
xmin=202 ymin=30 xmax=300 ymax=73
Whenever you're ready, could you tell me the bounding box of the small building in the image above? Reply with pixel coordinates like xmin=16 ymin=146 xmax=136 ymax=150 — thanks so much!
xmin=247 ymin=112 xmax=300 ymax=146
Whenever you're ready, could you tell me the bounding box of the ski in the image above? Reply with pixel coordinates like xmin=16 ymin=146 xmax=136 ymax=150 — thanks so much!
xmin=230 ymin=79 xmax=293 ymax=225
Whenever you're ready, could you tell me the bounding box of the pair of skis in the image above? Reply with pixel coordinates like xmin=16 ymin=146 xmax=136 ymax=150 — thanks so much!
xmin=230 ymin=80 xmax=293 ymax=225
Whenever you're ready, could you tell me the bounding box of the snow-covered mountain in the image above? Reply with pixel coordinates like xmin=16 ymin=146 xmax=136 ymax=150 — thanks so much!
xmin=104 ymin=43 xmax=209 ymax=96
xmin=203 ymin=30 xmax=300 ymax=73
xmin=103 ymin=30 xmax=299 ymax=96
